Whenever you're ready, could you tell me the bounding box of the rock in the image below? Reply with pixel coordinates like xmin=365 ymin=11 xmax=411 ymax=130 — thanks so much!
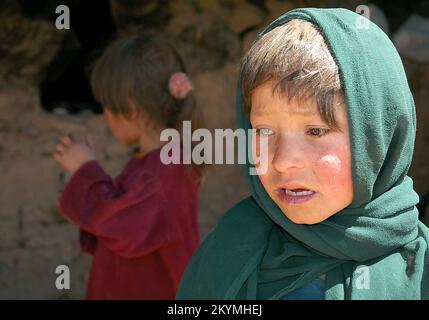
xmin=0 ymin=12 xmax=62 ymax=86
xmin=192 ymin=64 xmax=249 ymax=238
xmin=52 ymin=107 xmax=69 ymax=116
xmin=241 ymin=28 xmax=263 ymax=56
xmin=77 ymin=109 xmax=95 ymax=117
xmin=408 ymin=60 xmax=429 ymax=198
xmin=0 ymin=120 xmax=12 ymax=133
xmin=265 ymin=0 xmax=295 ymax=22
xmin=41 ymin=136 xmax=59 ymax=158
xmin=394 ymin=14 xmax=429 ymax=63
xmin=18 ymin=125 xmax=39 ymax=138
xmin=166 ymin=1 xmax=197 ymax=37
xmin=195 ymin=0 xmax=222 ymax=12
xmin=227 ymin=3 xmax=266 ymax=34
xmin=171 ymin=12 xmax=241 ymax=71
xmin=222 ymin=0 xmax=247 ymax=7
xmin=367 ymin=4 xmax=390 ymax=35
xmin=110 ymin=0 xmax=169 ymax=32
xmin=193 ymin=63 xmax=239 ymax=129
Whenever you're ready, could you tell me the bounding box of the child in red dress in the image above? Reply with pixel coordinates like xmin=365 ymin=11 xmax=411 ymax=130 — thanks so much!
xmin=53 ymin=36 xmax=202 ymax=299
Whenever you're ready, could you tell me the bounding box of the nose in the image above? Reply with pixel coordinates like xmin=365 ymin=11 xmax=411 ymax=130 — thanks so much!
xmin=272 ymin=134 xmax=306 ymax=173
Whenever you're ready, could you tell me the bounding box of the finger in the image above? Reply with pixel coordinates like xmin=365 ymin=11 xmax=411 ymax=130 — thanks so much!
xmin=86 ymin=134 xmax=95 ymax=148
xmin=56 ymin=144 xmax=65 ymax=154
xmin=60 ymin=135 xmax=73 ymax=146
xmin=53 ymin=152 xmax=62 ymax=162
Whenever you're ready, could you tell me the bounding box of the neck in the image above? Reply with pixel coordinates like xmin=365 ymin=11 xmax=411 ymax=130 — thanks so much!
xmin=135 ymin=127 xmax=168 ymax=158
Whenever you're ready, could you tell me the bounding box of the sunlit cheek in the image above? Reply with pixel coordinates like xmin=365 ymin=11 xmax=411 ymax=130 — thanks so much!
xmin=320 ymin=154 xmax=341 ymax=172
xmin=316 ymin=154 xmax=342 ymax=187
xmin=316 ymin=150 xmax=353 ymax=202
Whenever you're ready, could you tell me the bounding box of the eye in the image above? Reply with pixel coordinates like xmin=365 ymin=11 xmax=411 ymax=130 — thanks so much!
xmin=256 ymin=128 xmax=274 ymax=137
xmin=307 ymin=127 xmax=330 ymax=137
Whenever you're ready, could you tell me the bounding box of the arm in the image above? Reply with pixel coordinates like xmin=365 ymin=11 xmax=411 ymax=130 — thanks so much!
xmin=59 ymin=160 xmax=174 ymax=258
xmin=79 ymin=229 xmax=98 ymax=256
xmin=54 ymin=134 xmax=175 ymax=258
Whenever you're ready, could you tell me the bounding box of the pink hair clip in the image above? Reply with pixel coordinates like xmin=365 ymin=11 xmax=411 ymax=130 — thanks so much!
xmin=168 ymin=72 xmax=193 ymax=99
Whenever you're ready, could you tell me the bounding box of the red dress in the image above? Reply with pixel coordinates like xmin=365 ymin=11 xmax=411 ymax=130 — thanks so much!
xmin=59 ymin=147 xmax=200 ymax=299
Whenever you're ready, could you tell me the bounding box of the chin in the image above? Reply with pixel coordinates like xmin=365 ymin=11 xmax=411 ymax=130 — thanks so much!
xmin=284 ymin=213 xmax=312 ymax=225
xmin=280 ymin=207 xmax=323 ymax=225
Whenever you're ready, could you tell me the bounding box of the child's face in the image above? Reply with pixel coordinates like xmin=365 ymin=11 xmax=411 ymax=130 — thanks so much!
xmin=103 ymin=107 xmax=140 ymax=145
xmin=250 ymin=81 xmax=353 ymax=224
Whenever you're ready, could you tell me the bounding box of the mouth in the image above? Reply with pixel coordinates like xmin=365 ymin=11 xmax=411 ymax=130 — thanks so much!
xmin=276 ymin=187 xmax=316 ymax=204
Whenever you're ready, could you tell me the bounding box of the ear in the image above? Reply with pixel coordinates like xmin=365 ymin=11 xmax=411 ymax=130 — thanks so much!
xmin=126 ymin=100 xmax=141 ymax=121
xmin=129 ymin=109 xmax=140 ymax=121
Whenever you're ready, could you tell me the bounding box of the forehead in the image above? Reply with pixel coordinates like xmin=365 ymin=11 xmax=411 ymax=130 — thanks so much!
xmin=250 ymin=82 xmax=318 ymax=117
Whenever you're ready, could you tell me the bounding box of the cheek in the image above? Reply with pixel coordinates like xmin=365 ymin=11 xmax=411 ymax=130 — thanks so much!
xmin=255 ymin=150 xmax=275 ymax=196
xmin=318 ymin=155 xmax=342 ymax=177
xmin=315 ymin=146 xmax=353 ymax=195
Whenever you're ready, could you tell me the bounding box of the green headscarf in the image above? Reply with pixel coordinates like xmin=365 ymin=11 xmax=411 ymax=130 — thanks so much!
xmin=177 ymin=8 xmax=429 ymax=299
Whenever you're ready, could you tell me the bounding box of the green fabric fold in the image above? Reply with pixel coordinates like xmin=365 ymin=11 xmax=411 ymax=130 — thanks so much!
xmin=177 ymin=8 xmax=429 ymax=300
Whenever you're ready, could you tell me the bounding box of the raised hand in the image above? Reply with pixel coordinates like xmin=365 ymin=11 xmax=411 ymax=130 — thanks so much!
xmin=54 ymin=134 xmax=96 ymax=175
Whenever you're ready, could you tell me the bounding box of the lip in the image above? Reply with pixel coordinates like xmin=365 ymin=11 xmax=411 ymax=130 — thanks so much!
xmin=276 ymin=188 xmax=316 ymax=204
xmin=276 ymin=182 xmax=310 ymax=190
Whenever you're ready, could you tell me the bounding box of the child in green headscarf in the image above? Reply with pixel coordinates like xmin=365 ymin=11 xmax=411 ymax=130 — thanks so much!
xmin=177 ymin=8 xmax=429 ymax=299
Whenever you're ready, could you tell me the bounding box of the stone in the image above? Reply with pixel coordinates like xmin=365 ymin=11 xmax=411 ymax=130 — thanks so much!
xmin=265 ymin=0 xmax=295 ymax=22
xmin=394 ymin=14 xmax=429 ymax=63
xmin=166 ymin=1 xmax=197 ymax=36
xmin=170 ymin=12 xmax=241 ymax=71
xmin=241 ymin=29 xmax=263 ymax=56
xmin=110 ymin=0 xmax=168 ymax=31
xmin=228 ymin=3 xmax=266 ymax=34
xmin=0 ymin=12 xmax=62 ymax=86
xmin=195 ymin=0 xmax=222 ymax=12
